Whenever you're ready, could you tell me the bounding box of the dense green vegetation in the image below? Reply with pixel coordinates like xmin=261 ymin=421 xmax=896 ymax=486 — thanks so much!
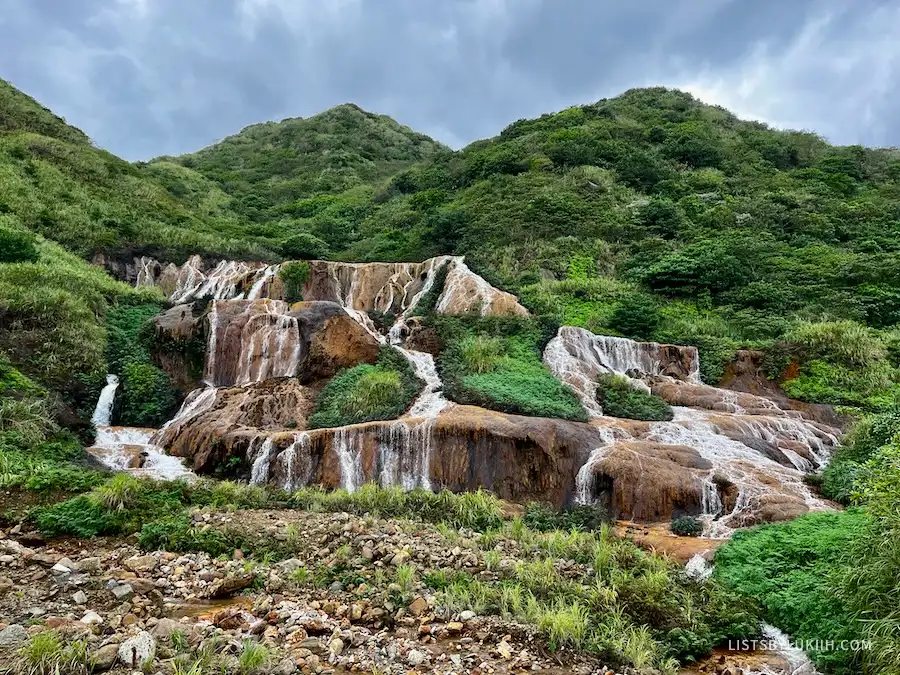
xmin=278 ymin=260 xmax=309 ymax=303
xmin=596 ymin=374 xmax=673 ymax=421
xmin=717 ymin=407 xmax=900 ymax=674
xmin=307 ymin=346 xmax=423 ymax=428
xmin=158 ymin=103 xmax=445 ymax=247
xmin=431 ymin=314 xmax=587 ymax=421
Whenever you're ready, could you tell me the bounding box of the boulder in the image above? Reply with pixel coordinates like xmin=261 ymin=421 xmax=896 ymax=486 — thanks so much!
xmin=118 ymin=631 xmax=156 ymax=668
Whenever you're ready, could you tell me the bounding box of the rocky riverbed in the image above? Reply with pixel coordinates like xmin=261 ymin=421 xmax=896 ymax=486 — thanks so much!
xmin=0 ymin=509 xmax=612 ymax=674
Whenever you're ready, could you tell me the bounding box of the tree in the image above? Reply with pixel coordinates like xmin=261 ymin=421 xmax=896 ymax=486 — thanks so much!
xmin=280 ymin=232 xmax=331 ymax=260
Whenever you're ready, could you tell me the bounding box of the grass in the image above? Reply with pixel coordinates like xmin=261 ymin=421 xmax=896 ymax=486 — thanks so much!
xmin=395 ymin=563 xmax=415 ymax=594
xmin=714 ymin=510 xmax=866 ymax=674
xmin=432 ymin=315 xmax=588 ymax=421
xmin=308 ymin=346 xmax=423 ymax=428
xmin=238 ymin=640 xmax=270 ymax=675
xmin=17 ymin=631 xmax=89 ymax=675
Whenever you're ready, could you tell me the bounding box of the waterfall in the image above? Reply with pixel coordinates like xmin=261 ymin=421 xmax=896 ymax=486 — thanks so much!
xmin=249 ymin=438 xmax=276 ymax=486
xmin=234 ymin=301 xmax=302 ymax=385
xmin=87 ymin=426 xmax=194 ymax=481
xmin=277 ymin=433 xmax=313 ymax=491
xmin=378 ymin=419 xmax=435 ymax=490
xmin=335 ymin=427 xmax=365 ymax=492
xmin=649 ymin=407 xmax=828 ymax=536
xmin=396 ymin=348 xmax=449 ymax=418
xmin=150 ymin=387 xmax=217 ymax=447
xmin=91 ymin=375 xmax=119 ymax=427
xmin=204 ymin=299 xmax=302 ymax=387
xmin=247 ymin=265 xmax=280 ymax=300
xmin=753 ymin=625 xmax=822 ymax=675
xmin=544 ymin=326 xmax=700 ymax=414
xmin=684 ymin=553 xmax=714 ymax=581
xmin=574 ymin=426 xmax=631 ymax=504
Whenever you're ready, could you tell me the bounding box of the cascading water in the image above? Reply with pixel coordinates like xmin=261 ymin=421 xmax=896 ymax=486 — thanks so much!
xmin=249 ymin=438 xmax=276 ymax=486
xmin=91 ymin=375 xmax=119 ymax=427
xmin=544 ymin=326 xmax=701 ymax=414
xmin=88 ymin=376 xmax=194 ymax=480
xmin=574 ymin=426 xmax=632 ymax=505
xmin=335 ymin=427 xmax=365 ymax=493
xmin=378 ymin=419 xmax=435 ymax=491
xmin=277 ymin=433 xmax=313 ymax=491
xmin=648 ymin=407 xmax=829 ymax=537
xmin=685 ymin=556 xmax=821 ymax=675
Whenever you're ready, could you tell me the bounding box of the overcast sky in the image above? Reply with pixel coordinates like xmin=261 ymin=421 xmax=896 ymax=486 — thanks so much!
xmin=2 ymin=0 xmax=898 ymax=160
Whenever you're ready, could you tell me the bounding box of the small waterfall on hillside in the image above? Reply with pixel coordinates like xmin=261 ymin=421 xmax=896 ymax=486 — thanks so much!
xmin=88 ymin=376 xmax=194 ymax=480
xmin=685 ymin=557 xmax=821 ymax=675
xmin=648 ymin=407 xmax=828 ymax=537
xmin=276 ymin=433 xmax=313 ymax=491
xmin=396 ymin=348 xmax=449 ymax=418
xmin=150 ymin=387 xmax=217 ymax=448
xmin=544 ymin=326 xmax=701 ymax=414
xmin=91 ymin=375 xmax=119 ymax=427
xmin=378 ymin=419 xmax=436 ymax=490
xmin=204 ymin=299 xmax=302 ymax=387
xmin=249 ymin=438 xmax=276 ymax=486
xmin=335 ymin=427 xmax=365 ymax=492
xmin=247 ymin=265 xmax=280 ymax=300
xmin=574 ymin=427 xmax=632 ymax=504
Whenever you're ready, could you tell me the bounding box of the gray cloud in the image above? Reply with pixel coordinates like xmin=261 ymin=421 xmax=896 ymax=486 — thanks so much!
xmin=1 ymin=0 xmax=898 ymax=160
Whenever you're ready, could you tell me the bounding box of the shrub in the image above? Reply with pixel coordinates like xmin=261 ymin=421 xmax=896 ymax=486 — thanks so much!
xmin=119 ymin=361 xmax=177 ymax=427
xmin=608 ymin=293 xmax=662 ymax=340
xmin=783 ymin=319 xmax=886 ymax=367
xmin=436 ymin=316 xmax=587 ymax=421
xmin=0 ymin=225 xmax=39 ymax=263
xmin=670 ymin=516 xmax=702 ymax=537
xmin=596 ymin=374 xmax=673 ymax=421
xmin=280 ymin=232 xmax=331 ymax=260
xmin=524 ymin=502 xmax=608 ymax=532
xmin=278 ymin=261 xmax=310 ymax=303
xmin=714 ymin=510 xmax=866 ymax=674
xmin=308 ymin=346 xmax=422 ymax=428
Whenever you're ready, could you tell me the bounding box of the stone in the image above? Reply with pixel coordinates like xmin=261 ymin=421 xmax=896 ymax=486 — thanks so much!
xmin=29 ymin=553 xmax=59 ymax=567
xmin=408 ymin=597 xmax=428 ymax=617
xmin=447 ymin=622 xmax=464 ymax=633
xmin=72 ymin=590 xmax=88 ymax=605
xmin=407 ymin=649 xmax=427 ymax=666
xmin=202 ymin=572 xmax=254 ymax=599
xmin=328 ymin=638 xmax=345 ymax=656
xmin=458 ymin=610 xmax=476 ymax=622
xmin=124 ymin=555 xmax=158 ymax=573
xmin=390 ymin=550 xmax=410 ymax=566
xmin=497 ymin=640 xmax=513 ymax=659
xmin=150 ymin=618 xmax=182 ymax=640
xmin=0 ymin=577 xmax=12 ymax=593
xmin=51 ymin=562 xmax=72 ymax=576
xmin=111 ymin=583 xmax=134 ymax=601
xmin=80 ymin=611 xmax=103 ymax=625
xmin=0 ymin=624 xmax=27 ymax=648
xmin=74 ymin=557 xmax=101 ymax=573
xmin=118 ymin=631 xmax=156 ymax=668
xmin=91 ymin=643 xmax=119 ymax=671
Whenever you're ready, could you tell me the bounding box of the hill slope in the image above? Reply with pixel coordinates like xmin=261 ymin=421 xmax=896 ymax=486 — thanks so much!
xmin=160 ymin=103 xmax=447 ymax=223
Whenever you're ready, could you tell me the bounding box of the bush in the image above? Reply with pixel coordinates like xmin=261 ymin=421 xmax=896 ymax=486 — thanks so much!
xmin=670 ymin=516 xmax=702 ymax=537
xmin=596 ymin=374 xmax=673 ymax=421
xmin=0 ymin=225 xmax=39 ymax=263
xmin=523 ymin=502 xmax=608 ymax=532
xmin=119 ymin=361 xmax=177 ymax=427
xmin=308 ymin=346 xmax=422 ymax=428
xmin=278 ymin=261 xmax=310 ymax=303
xmin=783 ymin=319 xmax=886 ymax=367
xmin=280 ymin=231 xmax=331 ymax=260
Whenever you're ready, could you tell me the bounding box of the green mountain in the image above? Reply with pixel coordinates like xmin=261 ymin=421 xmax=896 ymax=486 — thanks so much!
xmin=159 ymin=103 xmax=447 ymax=222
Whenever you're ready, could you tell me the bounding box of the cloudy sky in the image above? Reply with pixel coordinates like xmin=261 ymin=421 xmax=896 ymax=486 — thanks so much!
xmin=2 ymin=0 xmax=898 ymax=160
